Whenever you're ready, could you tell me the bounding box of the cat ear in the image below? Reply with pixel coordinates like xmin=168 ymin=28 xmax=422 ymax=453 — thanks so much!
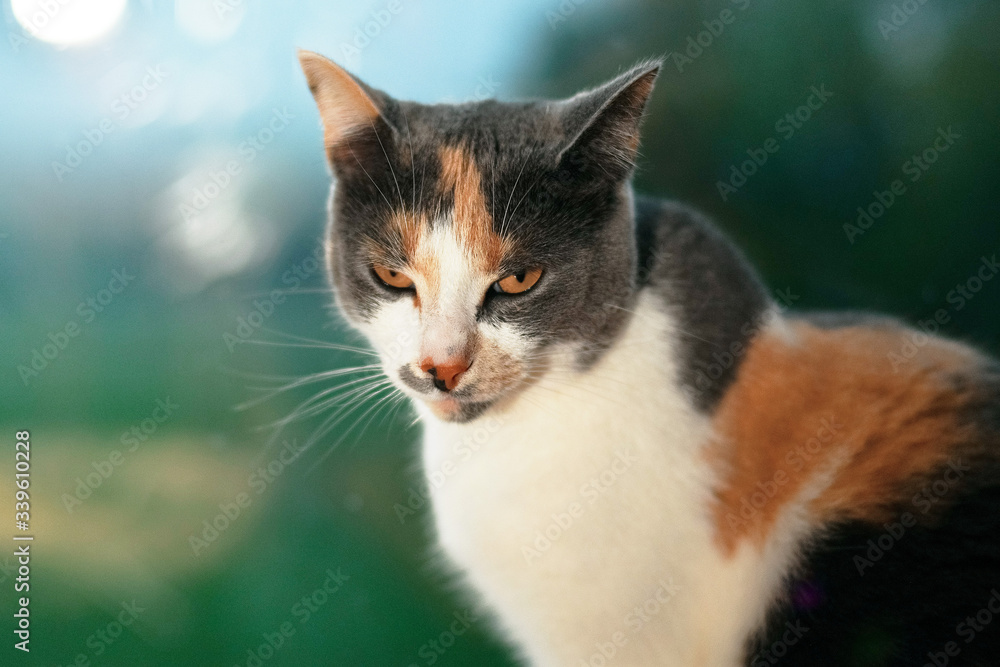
xmin=557 ymin=60 xmax=661 ymax=178
xmin=298 ymin=49 xmax=398 ymax=172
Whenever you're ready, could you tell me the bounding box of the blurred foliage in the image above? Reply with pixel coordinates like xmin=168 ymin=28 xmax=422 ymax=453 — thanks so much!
xmin=1 ymin=0 xmax=998 ymax=665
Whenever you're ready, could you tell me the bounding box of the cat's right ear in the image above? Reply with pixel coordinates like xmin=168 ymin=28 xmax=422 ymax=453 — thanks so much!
xmin=297 ymin=49 xmax=398 ymax=174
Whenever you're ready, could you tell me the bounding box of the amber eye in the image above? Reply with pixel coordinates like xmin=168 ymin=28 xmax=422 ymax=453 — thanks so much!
xmin=373 ymin=265 xmax=414 ymax=290
xmin=492 ymin=268 xmax=543 ymax=295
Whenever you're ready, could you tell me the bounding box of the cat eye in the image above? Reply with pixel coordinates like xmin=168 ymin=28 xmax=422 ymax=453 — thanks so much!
xmin=492 ymin=268 xmax=543 ymax=295
xmin=372 ymin=265 xmax=414 ymax=290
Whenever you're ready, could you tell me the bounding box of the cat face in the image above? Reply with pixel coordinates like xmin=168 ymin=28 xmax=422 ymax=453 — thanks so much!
xmin=300 ymin=51 xmax=659 ymax=421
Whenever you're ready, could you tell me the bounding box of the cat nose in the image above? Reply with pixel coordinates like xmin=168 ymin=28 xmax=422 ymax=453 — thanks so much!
xmin=420 ymin=356 xmax=470 ymax=392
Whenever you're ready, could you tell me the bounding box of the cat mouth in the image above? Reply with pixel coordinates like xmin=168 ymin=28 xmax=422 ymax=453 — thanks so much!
xmin=395 ymin=364 xmax=507 ymax=421
xmin=428 ymin=395 xmax=463 ymax=419
xmin=426 ymin=394 xmax=495 ymax=422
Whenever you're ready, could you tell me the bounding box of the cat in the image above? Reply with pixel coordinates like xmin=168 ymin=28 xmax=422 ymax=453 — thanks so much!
xmin=297 ymin=49 xmax=1000 ymax=666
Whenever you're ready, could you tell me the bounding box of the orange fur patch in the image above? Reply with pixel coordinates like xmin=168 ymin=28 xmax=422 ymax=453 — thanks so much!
xmin=370 ymin=145 xmax=510 ymax=310
xmin=388 ymin=210 xmax=424 ymax=263
xmin=298 ymin=50 xmax=380 ymax=151
xmin=710 ymin=319 xmax=982 ymax=553
xmin=437 ymin=145 xmax=507 ymax=272
xmin=384 ymin=210 xmax=437 ymax=308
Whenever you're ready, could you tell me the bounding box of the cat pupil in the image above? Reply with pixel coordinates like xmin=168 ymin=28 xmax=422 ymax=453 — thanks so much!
xmin=515 ymin=271 xmax=526 ymax=282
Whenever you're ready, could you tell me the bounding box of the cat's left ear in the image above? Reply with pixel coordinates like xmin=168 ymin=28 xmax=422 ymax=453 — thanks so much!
xmin=557 ymin=60 xmax=662 ymax=178
xmin=298 ymin=49 xmax=399 ymax=173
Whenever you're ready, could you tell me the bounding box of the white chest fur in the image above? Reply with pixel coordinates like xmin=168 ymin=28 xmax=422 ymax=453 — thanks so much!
xmin=420 ymin=295 xmax=795 ymax=666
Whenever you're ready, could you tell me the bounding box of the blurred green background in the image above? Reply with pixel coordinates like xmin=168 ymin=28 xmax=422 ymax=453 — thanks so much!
xmin=1 ymin=0 xmax=998 ymax=664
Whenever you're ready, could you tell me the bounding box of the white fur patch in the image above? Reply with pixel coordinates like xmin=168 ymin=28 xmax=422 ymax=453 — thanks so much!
xmin=361 ymin=219 xmax=534 ymax=405
xmin=419 ymin=294 xmax=809 ymax=666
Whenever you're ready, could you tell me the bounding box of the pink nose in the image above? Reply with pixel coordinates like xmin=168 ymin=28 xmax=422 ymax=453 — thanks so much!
xmin=420 ymin=356 xmax=470 ymax=392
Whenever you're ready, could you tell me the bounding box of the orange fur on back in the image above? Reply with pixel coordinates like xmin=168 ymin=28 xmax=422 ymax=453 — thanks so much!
xmin=711 ymin=319 xmax=984 ymax=553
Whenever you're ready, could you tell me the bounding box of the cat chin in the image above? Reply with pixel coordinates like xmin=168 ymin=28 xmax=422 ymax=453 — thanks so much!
xmin=421 ymin=395 xmax=494 ymax=423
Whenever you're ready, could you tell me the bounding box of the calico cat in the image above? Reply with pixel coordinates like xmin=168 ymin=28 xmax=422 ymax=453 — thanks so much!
xmin=298 ymin=49 xmax=1000 ymax=666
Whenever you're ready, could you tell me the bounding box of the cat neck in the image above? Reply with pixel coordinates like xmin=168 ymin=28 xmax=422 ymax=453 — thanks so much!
xmin=417 ymin=290 xmax=783 ymax=665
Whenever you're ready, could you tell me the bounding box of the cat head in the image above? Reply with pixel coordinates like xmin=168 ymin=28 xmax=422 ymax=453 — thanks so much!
xmin=299 ymin=50 xmax=660 ymax=422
